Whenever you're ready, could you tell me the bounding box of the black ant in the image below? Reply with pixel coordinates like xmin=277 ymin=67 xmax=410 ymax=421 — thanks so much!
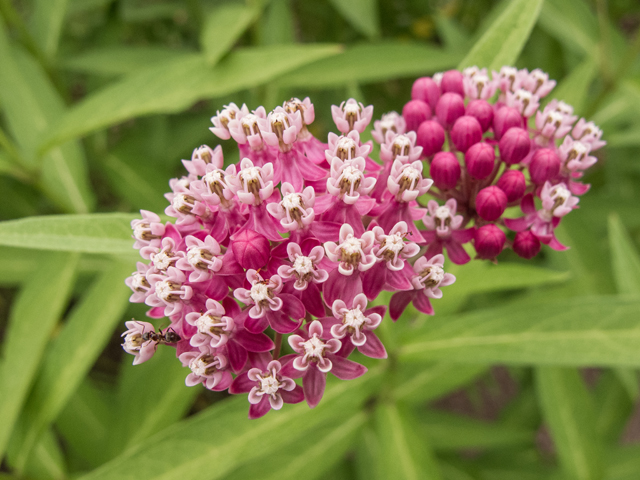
xmin=135 ymin=321 xmax=181 ymax=345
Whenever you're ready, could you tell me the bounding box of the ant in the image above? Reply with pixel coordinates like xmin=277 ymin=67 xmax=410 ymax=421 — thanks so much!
xmin=135 ymin=321 xmax=181 ymax=344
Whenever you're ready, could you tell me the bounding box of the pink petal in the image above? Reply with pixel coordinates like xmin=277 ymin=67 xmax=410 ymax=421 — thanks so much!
xmin=390 ymin=291 xmax=415 ymax=321
xmin=358 ymin=331 xmax=388 ymax=359
xmin=266 ymin=310 xmax=300 ymax=334
xmin=413 ymin=292 xmax=434 ymax=315
xmin=300 ymin=283 xmax=326 ymax=318
xmin=234 ymin=330 xmax=274 ymax=353
xmin=362 ymin=264 xmax=387 ymax=300
xmin=445 ymin=240 xmax=471 ymax=265
xmin=248 ymin=397 xmax=272 ymax=419
xmin=329 ymin=356 xmax=367 ymax=380
xmin=226 ymin=340 xmax=248 ymax=373
xmin=323 ymin=269 xmax=363 ymax=306
xmin=245 ymin=314 xmax=269 ymax=334
xmin=281 ymin=385 xmax=305 ymax=404
xmin=303 ymin=365 xmax=326 ymax=409
xmin=280 ymin=293 xmax=306 ymax=320
xmin=229 ymin=372 xmax=255 ymax=394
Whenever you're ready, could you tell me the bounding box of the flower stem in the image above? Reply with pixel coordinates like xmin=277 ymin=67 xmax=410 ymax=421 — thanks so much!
xmin=273 ymin=333 xmax=282 ymax=360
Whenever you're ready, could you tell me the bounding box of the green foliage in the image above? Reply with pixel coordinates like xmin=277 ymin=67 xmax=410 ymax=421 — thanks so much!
xmin=0 ymin=0 xmax=639 ymax=478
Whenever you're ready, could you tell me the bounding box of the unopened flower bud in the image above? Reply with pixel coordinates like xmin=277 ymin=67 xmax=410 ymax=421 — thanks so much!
xmin=513 ymin=231 xmax=541 ymax=259
xmin=436 ymin=93 xmax=465 ymax=130
xmin=496 ymin=170 xmax=526 ymax=203
xmin=465 ymin=142 xmax=495 ymax=180
xmin=475 ymin=224 xmax=506 ymax=259
xmin=411 ymin=77 xmax=440 ymax=110
xmin=451 ymin=116 xmax=483 ymax=153
xmin=416 ymin=120 xmax=445 ymax=158
xmin=493 ymin=107 xmax=523 ymax=140
xmin=499 ymin=127 xmax=531 ymax=165
xmin=430 ymin=151 xmax=461 ymax=190
xmin=402 ymin=99 xmax=432 ymax=132
xmin=441 ymin=70 xmax=465 ymax=96
xmin=529 ymin=148 xmax=560 ymax=184
xmin=475 ymin=186 xmax=507 ymax=221
xmin=466 ymin=99 xmax=494 ymax=132
xmin=230 ymin=229 xmax=270 ymax=269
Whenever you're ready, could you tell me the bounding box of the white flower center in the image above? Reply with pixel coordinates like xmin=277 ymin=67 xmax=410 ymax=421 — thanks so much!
xmin=259 ymin=375 xmax=280 ymax=395
xmin=293 ymin=255 xmax=314 ymax=276
xmin=341 ymin=165 xmax=363 ymax=184
xmin=131 ymin=273 xmax=148 ymax=291
xmin=187 ymin=248 xmax=206 ymax=267
xmin=204 ymin=170 xmax=224 ymax=185
xmin=152 ymin=251 xmax=173 ymax=270
xmin=249 ymin=282 xmax=271 ymax=304
xmin=241 ymin=166 xmax=261 ymax=182
xmin=435 ymin=206 xmax=452 ymax=220
xmin=155 ymin=280 xmax=175 ymax=300
xmin=133 ymin=222 xmax=150 ymax=240
xmin=302 ymin=335 xmax=326 ymax=358
xmin=551 ymin=185 xmax=571 ymax=203
xmin=427 ymin=266 xmax=445 ymax=284
xmin=342 ymin=237 xmax=362 ymax=255
xmin=402 ymin=166 xmax=421 ymax=182
xmin=515 ymin=89 xmax=532 ymax=102
xmin=176 ymin=178 xmax=190 ymax=189
xmin=195 ymin=314 xmax=217 ymax=334
xmin=282 ymin=193 xmax=302 ymax=210
xmin=344 ymin=308 xmax=366 ymax=328
xmin=189 ymin=357 xmax=210 ymax=376
xmin=464 ymin=66 xmax=480 ymax=77
xmin=344 ymin=103 xmax=360 ymax=115
xmin=548 ymin=111 xmax=564 ymax=125
xmin=384 ymin=234 xmax=405 ymax=254
xmin=393 ymin=135 xmax=411 ymax=150
xmin=337 ymin=137 xmax=357 ymax=152
xmin=571 ymin=141 xmax=588 ymax=159
xmin=556 ymin=101 xmax=573 ymax=115
xmin=124 ymin=333 xmax=142 ymax=351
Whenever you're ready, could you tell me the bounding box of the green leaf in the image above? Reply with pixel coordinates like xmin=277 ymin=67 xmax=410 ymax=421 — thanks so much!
xmin=278 ymin=42 xmax=460 ymax=89
xmin=434 ymin=14 xmax=470 ymax=52
xmin=56 ymin=379 xmax=115 ymax=468
xmin=259 ymin=0 xmax=295 ymax=46
xmin=0 ymin=252 xmax=78 ymax=458
xmin=12 ymin=260 xmax=132 ymax=473
xmin=417 ymin=410 xmax=533 ymax=450
xmin=536 ymin=367 xmax=603 ymax=480
xmin=0 ymin=27 xmax=94 ymax=213
xmin=548 ymin=60 xmax=597 ymax=116
xmin=30 ymin=0 xmax=69 ymax=59
xmin=41 ymin=44 xmax=341 ymax=150
xmin=201 ymin=3 xmax=259 ymax=65
xmin=327 ymin=0 xmax=380 ymax=39
xmin=7 ymin=427 xmax=68 ymax=480
xmin=0 ymin=213 xmax=137 ymax=254
xmin=399 ymin=296 xmax=640 ymax=367
xmin=224 ymin=412 xmax=366 ymax=480
xmin=374 ymin=403 xmax=442 ymax=480
xmin=61 ymin=47 xmax=192 ymax=76
xmin=538 ymin=0 xmax=598 ymax=56
xmin=458 ymin=0 xmax=544 ymax=70
xmin=593 ymin=371 xmax=635 ymax=443
xmin=109 ymin=346 xmax=198 ymax=457
xmin=608 ymin=213 xmax=640 ymax=295
xmin=605 ymin=446 xmax=640 ymax=480
xmin=75 ymin=371 xmax=381 ymax=480
xmin=394 ymin=363 xmax=488 ymax=404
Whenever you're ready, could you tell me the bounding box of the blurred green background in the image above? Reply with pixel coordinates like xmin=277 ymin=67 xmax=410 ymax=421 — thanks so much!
xmin=0 ymin=0 xmax=640 ymax=479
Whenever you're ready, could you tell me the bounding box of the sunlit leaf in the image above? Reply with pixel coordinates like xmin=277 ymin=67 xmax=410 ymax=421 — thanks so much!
xmin=74 ymin=371 xmax=381 ymax=480
xmin=327 ymin=0 xmax=380 ymax=39
xmin=201 ymin=3 xmax=259 ymax=65
xmin=0 ymin=213 xmax=137 ymax=254
xmin=30 ymin=0 xmax=69 ymax=59
xmin=0 ymin=27 xmax=94 ymax=213
xmin=548 ymin=60 xmax=597 ymax=115
xmin=458 ymin=0 xmax=544 ymax=70
xmin=374 ymin=403 xmax=442 ymax=480
xmin=536 ymin=367 xmax=603 ymax=480
xmin=608 ymin=213 xmax=640 ymax=295
xmin=41 ymin=44 xmax=341 ymax=150
xmin=399 ymin=296 xmax=640 ymax=367
xmin=538 ymin=0 xmax=598 ymax=55
xmin=12 ymin=261 xmax=132 ymax=473
xmin=0 ymin=253 xmax=78 ymax=458
xmin=278 ymin=43 xmax=460 ymax=89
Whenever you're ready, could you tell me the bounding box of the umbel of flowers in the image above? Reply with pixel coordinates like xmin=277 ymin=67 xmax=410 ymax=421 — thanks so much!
xmin=122 ymin=67 xmax=604 ymax=418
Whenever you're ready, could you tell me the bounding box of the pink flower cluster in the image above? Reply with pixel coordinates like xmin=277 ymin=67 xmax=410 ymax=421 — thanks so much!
xmin=122 ymin=67 xmax=603 ymax=418
xmin=406 ymin=66 xmax=604 ymax=260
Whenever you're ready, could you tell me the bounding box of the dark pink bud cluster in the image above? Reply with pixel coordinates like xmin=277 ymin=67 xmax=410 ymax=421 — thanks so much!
xmin=408 ymin=66 xmax=604 ymax=261
xmin=123 ymin=96 xmax=455 ymax=419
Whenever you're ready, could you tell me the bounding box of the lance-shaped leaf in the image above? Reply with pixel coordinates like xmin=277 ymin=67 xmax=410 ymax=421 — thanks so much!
xmin=223 ymin=412 xmax=366 ymax=480
xmin=40 ymin=44 xmax=340 ymax=150
xmin=545 ymin=60 xmax=597 ymax=116
xmin=30 ymin=0 xmax=69 ymax=59
xmin=12 ymin=261 xmax=132 ymax=473
xmin=374 ymin=403 xmax=442 ymax=480
xmin=0 ymin=213 xmax=137 ymax=254
xmin=0 ymin=252 xmax=78 ymax=458
xmin=608 ymin=213 xmax=640 ymax=295
xmin=74 ymin=371 xmax=381 ymax=480
xmin=0 ymin=24 xmax=94 ymax=213
xmin=201 ymin=3 xmax=260 ymax=65
xmin=327 ymin=0 xmax=380 ymax=39
xmin=279 ymin=42 xmax=459 ymax=89
xmin=399 ymin=296 xmax=640 ymax=367
xmin=536 ymin=367 xmax=604 ymax=480
xmin=458 ymin=0 xmax=544 ymax=70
